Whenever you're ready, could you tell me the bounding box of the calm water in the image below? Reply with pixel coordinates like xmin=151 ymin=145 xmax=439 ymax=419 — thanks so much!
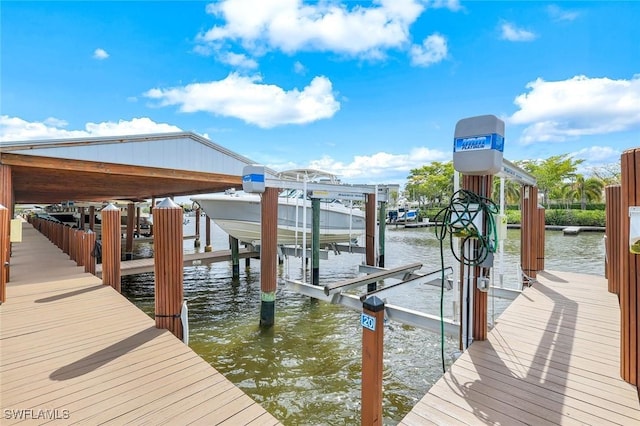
xmin=121 ymin=216 xmax=606 ymax=425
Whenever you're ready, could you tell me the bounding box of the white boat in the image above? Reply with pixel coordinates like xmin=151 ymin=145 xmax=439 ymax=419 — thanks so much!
xmin=191 ymin=170 xmax=365 ymax=246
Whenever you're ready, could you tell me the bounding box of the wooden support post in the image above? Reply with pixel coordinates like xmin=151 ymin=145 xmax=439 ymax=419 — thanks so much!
xmin=79 ymin=206 xmax=86 ymax=231
xmin=365 ymin=193 xmax=376 ymax=292
xmin=605 ymin=185 xmax=622 ymax=294
xmin=205 ymin=215 xmax=212 ymax=252
xmin=153 ymin=198 xmax=184 ymax=340
xmin=260 ymin=187 xmax=278 ymax=328
xmin=194 ymin=207 xmax=201 ymax=248
xmin=378 ymin=201 xmax=386 ymax=268
xmin=521 ymin=185 xmax=539 ymax=283
xmin=620 ymin=148 xmax=639 ymax=387
xmin=102 ymin=204 xmax=121 ymax=292
xmin=536 ymin=206 xmax=545 ymax=271
xmin=76 ymin=228 xmax=84 ymax=267
xmin=0 ymin=164 xmax=11 ymax=285
xmin=0 ymin=204 xmax=7 ymax=303
xmin=150 ymin=197 xmax=155 ymax=237
xmin=312 ymin=198 xmax=320 ymax=286
xmin=361 ymin=296 xmax=384 ymax=425
xmin=230 ymin=236 xmax=240 ymax=279
xmin=69 ymin=228 xmax=76 ymax=263
xmin=85 ymin=230 xmax=96 ymax=275
xmin=136 ymin=206 xmax=141 ymax=237
xmin=462 ymin=174 xmax=493 ymax=342
xmin=62 ymin=224 xmax=69 ymax=254
xmin=125 ymin=203 xmax=135 ymax=260
xmin=89 ymin=205 xmax=95 ymax=231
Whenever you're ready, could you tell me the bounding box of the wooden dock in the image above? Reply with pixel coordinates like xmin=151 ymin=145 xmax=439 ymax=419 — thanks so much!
xmin=400 ymin=270 xmax=640 ymax=425
xmin=0 ymin=223 xmax=281 ymax=425
xmin=95 ymin=248 xmax=260 ymax=277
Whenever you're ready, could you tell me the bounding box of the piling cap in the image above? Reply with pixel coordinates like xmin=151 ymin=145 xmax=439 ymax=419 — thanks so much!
xmin=363 ymin=296 xmax=385 ymax=312
xmin=156 ymin=198 xmax=180 ymax=209
xmin=102 ymin=203 xmax=119 ymax=211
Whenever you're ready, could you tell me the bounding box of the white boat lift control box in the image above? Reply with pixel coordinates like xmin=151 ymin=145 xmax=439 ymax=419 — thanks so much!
xmin=453 ymin=115 xmax=504 ymax=175
xmin=242 ymin=165 xmax=265 ymax=193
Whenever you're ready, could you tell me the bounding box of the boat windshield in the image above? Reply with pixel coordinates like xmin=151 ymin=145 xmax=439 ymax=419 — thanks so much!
xmin=279 ymin=189 xmax=348 ymax=206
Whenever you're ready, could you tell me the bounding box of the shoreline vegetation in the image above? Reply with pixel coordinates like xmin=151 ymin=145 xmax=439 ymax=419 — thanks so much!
xmin=421 ymin=207 xmax=606 ymax=228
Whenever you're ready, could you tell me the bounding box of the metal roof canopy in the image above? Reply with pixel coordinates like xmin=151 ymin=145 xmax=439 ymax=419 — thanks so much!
xmin=1 ymin=132 xmax=278 ymax=204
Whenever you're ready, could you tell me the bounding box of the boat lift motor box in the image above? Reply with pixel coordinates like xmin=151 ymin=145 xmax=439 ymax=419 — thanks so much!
xmin=453 ymin=115 xmax=504 ymax=175
xmin=242 ymin=165 xmax=265 ymax=193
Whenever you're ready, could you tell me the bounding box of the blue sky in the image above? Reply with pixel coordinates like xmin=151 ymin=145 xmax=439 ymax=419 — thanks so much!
xmin=1 ymin=1 xmax=639 ymax=186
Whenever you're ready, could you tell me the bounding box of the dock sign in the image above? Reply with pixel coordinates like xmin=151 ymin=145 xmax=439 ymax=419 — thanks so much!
xmin=361 ymin=313 xmax=376 ymax=331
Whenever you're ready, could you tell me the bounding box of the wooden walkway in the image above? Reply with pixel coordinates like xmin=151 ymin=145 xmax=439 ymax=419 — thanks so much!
xmin=400 ymin=270 xmax=640 ymax=425
xmin=0 ymin=223 xmax=281 ymax=425
xmin=95 ymin=248 xmax=260 ymax=277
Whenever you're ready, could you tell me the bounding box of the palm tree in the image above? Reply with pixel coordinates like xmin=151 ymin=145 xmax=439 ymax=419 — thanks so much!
xmin=565 ymin=174 xmax=604 ymax=209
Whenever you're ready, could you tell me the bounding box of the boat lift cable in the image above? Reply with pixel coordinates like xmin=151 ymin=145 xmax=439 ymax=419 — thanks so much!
xmin=432 ymin=189 xmax=500 ymax=373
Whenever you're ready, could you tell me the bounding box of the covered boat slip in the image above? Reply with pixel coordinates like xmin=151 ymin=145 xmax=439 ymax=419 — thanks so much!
xmin=400 ymin=270 xmax=640 ymax=425
xmin=0 ymin=222 xmax=281 ymax=425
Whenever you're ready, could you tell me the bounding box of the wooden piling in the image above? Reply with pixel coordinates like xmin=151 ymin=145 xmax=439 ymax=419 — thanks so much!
xmin=101 ymin=204 xmax=121 ymax=292
xmin=537 ymin=206 xmax=545 ymax=271
xmin=0 ymin=204 xmax=7 ymax=303
xmin=205 ymin=214 xmax=212 ymax=252
xmin=365 ymin=193 xmax=376 ymax=292
xmin=260 ymin=187 xmax=278 ymax=327
xmin=84 ymin=230 xmax=96 ymax=275
xmin=125 ymin=202 xmax=135 ymax=260
xmin=361 ymin=296 xmax=384 ymax=425
xmin=462 ymin=174 xmax=493 ymax=342
xmin=605 ymin=185 xmax=622 ymax=294
xmin=312 ymin=198 xmax=320 ymax=286
xmin=76 ymin=228 xmax=84 ymax=267
xmin=521 ymin=184 xmax=539 ymax=283
xmin=153 ymin=198 xmax=184 ymax=340
xmin=378 ymin=201 xmax=386 ymax=268
xmin=79 ymin=206 xmax=86 ymax=231
xmin=89 ymin=205 xmax=95 ymax=231
xmin=194 ymin=207 xmax=201 ymax=248
xmin=230 ymin=236 xmax=240 ymax=279
xmin=0 ymin=164 xmax=11 ymax=286
xmin=620 ymin=148 xmax=639 ymax=387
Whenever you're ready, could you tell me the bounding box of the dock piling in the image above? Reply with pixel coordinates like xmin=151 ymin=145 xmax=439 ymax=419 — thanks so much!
xmin=102 ymin=204 xmax=122 ymax=292
xmin=260 ymin=187 xmax=278 ymax=327
xmin=153 ymin=198 xmax=184 ymax=340
xmin=361 ymin=296 xmax=384 ymax=425
xmin=0 ymin=204 xmax=7 ymax=303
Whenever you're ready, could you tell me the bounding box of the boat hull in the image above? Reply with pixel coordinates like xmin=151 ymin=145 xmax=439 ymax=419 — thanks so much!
xmin=192 ymin=193 xmax=365 ymax=246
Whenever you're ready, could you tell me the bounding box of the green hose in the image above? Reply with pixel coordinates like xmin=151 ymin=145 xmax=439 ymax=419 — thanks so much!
xmin=434 ymin=189 xmax=499 ymax=372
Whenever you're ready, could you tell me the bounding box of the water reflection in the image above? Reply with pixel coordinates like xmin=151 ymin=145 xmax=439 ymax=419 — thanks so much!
xmin=122 ymin=219 xmax=605 ymax=425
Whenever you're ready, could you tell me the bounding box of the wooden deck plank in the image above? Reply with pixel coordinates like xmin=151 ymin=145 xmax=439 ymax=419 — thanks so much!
xmin=402 ymin=270 xmax=640 ymax=425
xmin=0 ymin=223 xmax=281 ymax=425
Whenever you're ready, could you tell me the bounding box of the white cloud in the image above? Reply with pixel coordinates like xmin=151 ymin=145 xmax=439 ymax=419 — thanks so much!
xmin=219 ymin=52 xmax=259 ymax=69
xmin=509 ymin=75 xmax=640 ymax=144
xmin=410 ymin=33 xmax=447 ymax=67
xmin=144 ymin=72 xmax=340 ymax=128
xmin=546 ymin=5 xmax=580 ymax=22
xmin=429 ymin=0 xmax=463 ymax=12
xmin=0 ymin=116 xmax=182 ymax=142
xmin=93 ymin=48 xmax=109 ymax=60
xmin=500 ymin=22 xmax=537 ymax=42
xmin=198 ymin=0 xmax=426 ymax=59
xmin=293 ymin=61 xmax=306 ymax=75
xmin=301 ymin=146 xmax=449 ymax=183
